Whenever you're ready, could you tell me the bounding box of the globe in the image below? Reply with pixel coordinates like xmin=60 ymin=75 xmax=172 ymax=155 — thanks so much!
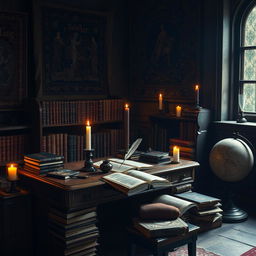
xmin=209 ymin=138 xmax=254 ymax=182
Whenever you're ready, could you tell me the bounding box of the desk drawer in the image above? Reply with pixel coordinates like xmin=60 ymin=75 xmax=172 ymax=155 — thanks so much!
xmin=159 ymin=168 xmax=194 ymax=185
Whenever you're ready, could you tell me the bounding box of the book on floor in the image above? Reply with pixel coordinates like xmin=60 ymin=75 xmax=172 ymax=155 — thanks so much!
xmin=153 ymin=194 xmax=197 ymax=216
xmin=93 ymin=158 xmax=153 ymax=172
xmin=101 ymin=170 xmax=171 ymax=196
xmin=133 ymin=217 xmax=188 ymax=238
xmin=174 ymin=191 xmax=221 ymax=210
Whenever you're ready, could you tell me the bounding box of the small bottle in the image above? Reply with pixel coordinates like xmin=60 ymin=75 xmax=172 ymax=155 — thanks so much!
xmin=100 ymin=160 xmax=113 ymax=173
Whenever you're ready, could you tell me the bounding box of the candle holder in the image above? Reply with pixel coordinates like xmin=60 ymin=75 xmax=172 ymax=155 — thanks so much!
xmin=7 ymin=180 xmax=19 ymax=193
xmin=81 ymin=149 xmax=97 ymax=172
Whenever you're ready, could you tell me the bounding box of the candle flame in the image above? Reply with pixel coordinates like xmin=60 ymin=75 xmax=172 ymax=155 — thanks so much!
xmin=159 ymin=93 xmax=162 ymax=98
xmin=86 ymin=120 xmax=90 ymax=126
xmin=10 ymin=164 xmax=14 ymax=168
xmin=195 ymin=85 xmax=199 ymax=91
xmin=125 ymin=104 xmax=129 ymax=109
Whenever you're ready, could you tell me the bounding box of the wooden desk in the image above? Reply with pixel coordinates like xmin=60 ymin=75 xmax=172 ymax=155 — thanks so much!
xmin=19 ymin=159 xmax=199 ymax=256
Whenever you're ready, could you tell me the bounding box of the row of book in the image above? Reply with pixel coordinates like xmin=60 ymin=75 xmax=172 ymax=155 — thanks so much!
xmin=0 ymin=134 xmax=28 ymax=163
xmin=41 ymin=99 xmax=124 ymax=126
xmin=169 ymin=138 xmax=196 ymax=160
xmin=150 ymin=123 xmax=168 ymax=152
xmin=42 ymin=129 xmax=124 ymax=163
xmin=132 ymin=192 xmax=222 ymax=238
xmin=48 ymin=207 xmax=98 ymax=256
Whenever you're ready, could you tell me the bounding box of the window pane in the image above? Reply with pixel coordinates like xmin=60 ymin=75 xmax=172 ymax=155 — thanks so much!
xmin=243 ymin=83 xmax=256 ymax=112
xmin=244 ymin=6 xmax=256 ymax=46
xmin=243 ymin=49 xmax=256 ymax=80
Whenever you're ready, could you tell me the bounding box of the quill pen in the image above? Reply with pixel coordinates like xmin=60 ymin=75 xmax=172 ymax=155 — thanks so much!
xmin=119 ymin=138 xmax=142 ymax=168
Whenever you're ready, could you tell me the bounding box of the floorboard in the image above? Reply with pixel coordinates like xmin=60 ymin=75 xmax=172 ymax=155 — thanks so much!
xmin=197 ymin=214 xmax=256 ymax=256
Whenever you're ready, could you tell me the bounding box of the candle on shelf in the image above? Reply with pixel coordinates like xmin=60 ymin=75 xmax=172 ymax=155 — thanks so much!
xmin=7 ymin=164 xmax=18 ymax=181
xmin=159 ymin=93 xmax=163 ymax=111
xmin=85 ymin=120 xmax=91 ymax=150
xmin=176 ymin=105 xmax=182 ymax=117
xmin=195 ymin=84 xmax=200 ymax=107
xmin=172 ymin=146 xmax=180 ymax=163
xmin=124 ymin=103 xmax=130 ymax=151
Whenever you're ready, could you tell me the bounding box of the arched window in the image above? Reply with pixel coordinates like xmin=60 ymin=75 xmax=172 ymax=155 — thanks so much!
xmin=233 ymin=1 xmax=256 ymax=120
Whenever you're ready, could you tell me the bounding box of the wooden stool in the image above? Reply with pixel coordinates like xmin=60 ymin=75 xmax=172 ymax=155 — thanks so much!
xmin=127 ymin=223 xmax=200 ymax=256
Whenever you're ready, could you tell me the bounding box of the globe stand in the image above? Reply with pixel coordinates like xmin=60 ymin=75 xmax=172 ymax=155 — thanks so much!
xmin=221 ymin=189 xmax=248 ymax=223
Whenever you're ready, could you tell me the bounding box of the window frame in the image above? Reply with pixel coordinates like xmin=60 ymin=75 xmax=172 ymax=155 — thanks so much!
xmin=232 ymin=0 xmax=256 ymax=122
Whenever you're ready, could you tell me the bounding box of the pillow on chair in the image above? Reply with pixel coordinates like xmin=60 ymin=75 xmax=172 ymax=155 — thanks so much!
xmin=139 ymin=203 xmax=180 ymax=220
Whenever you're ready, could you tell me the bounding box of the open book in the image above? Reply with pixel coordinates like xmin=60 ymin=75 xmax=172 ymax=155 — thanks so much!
xmin=94 ymin=158 xmax=153 ymax=173
xmin=153 ymin=194 xmax=197 ymax=216
xmin=102 ymin=170 xmax=171 ymax=196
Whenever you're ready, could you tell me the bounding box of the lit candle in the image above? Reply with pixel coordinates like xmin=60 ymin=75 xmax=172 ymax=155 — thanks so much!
xmin=8 ymin=164 xmax=18 ymax=181
xmin=173 ymin=146 xmax=180 ymax=163
xmin=124 ymin=104 xmax=130 ymax=151
xmin=176 ymin=105 xmax=182 ymax=117
xmin=86 ymin=120 xmax=91 ymax=150
xmin=159 ymin=93 xmax=163 ymax=111
xmin=195 ymin=84 xmax=200 ymax=107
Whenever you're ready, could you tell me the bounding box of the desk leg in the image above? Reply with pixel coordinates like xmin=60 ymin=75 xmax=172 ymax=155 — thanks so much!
xmin=188 ymin=237 xmax=197 ymax=256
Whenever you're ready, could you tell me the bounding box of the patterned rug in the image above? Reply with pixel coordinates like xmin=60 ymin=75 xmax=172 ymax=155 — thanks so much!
xmin=240 ymin=248 xmax=256 ymax=256
xmin=169 ymin=246 xmax=222 ymax=256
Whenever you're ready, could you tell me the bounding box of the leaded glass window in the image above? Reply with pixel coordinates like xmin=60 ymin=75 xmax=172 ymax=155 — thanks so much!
xmin=241 ymin=5 xmax=256 ymax=112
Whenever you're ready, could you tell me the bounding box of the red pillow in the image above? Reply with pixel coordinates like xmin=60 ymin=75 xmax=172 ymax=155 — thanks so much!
xmin=139 ymin=203 xmax=180 ymax=220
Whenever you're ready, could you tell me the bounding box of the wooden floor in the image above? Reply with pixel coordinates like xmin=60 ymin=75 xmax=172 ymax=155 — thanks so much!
xmin=197 ymin=210 xmax=256 ymax=256
xmin=131 ymin=209 xmax=256 ymax=256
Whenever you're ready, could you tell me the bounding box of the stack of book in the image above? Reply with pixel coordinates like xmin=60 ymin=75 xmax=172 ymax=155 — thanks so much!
xmin=175 ymin=192 xmax=223 ymax=232
xmin=169 ymin=138 xmax=195 ymax=160
xmin=23 ymin=152 xmax=64 ymax=174
xmin=139 ymin=150 xmax=170 ymax=163
xmin=48 ymin=207 xmax=99 ymax=256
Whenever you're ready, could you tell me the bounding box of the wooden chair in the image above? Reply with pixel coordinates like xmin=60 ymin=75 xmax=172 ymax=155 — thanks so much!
xmin=127 ymin=223 xmax=200 ymax=256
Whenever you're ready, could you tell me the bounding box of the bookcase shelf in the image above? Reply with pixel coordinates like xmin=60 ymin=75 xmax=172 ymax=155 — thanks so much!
xmin=32 ymin=98 xmax=125 ymax=163
xmin=149 ymin=108 xmax=211 ymax=162
xmin=0 ymin=110 xmax=31 ymax=165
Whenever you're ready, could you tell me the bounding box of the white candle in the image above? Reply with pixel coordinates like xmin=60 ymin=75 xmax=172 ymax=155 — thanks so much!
xmin=86 ymin=120 xmax=91 ymax=150
xmin=124 ymin=104 xmax=130 ymax=151
xmin=173 ymin=146 xmax=180 ymax=163
xmin=159 ymin=93 xmax=163 ymax=110
xmin=8 ymin=164 xmax=18 ymax=181
xmin=176 ymin=106 xmax=182 ymax=117
xmin=195 ymin=84 xmax=200 ymax=106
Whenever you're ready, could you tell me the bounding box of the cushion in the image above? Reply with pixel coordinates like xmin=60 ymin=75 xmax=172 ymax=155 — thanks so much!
xmin=139 ymin=203 xmax=180 ymax=220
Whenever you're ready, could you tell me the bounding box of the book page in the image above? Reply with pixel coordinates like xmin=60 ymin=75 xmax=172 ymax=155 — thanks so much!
xmin=102 ymin=173 xmax=147 ymax=189
xmin=126 ymin=170 xmax=168 ymax=183
xmin=153 ymin=194 xmax=197 ymax=215
xmin=93 ymin=160 xmax=133 ymax=172
xmin=108 ymin=158 xmax=153 ymax=169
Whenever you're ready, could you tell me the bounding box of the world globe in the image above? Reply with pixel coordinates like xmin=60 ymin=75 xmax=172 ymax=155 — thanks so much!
xmin=209 ymin=138 xmax=254 ymax=182
xmin=209 ymin=137 xmax=254 ymax=222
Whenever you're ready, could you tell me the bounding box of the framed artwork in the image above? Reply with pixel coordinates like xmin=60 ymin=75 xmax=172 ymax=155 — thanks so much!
xmin=129 ymin=0 xmax=201 ymax=100
xmin=34 ymin=2 xmax=111 ymax=98
xmin=0 ymin=12 xmax=27 ymax=107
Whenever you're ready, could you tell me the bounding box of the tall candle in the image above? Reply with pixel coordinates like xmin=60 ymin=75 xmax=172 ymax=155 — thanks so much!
xmin=159 ymin=93 xmax=163 ymax=111
xmin=195 ymin=84 xmax=200 ymax=107
xmin=86 ymin=120 xmax=91 ymax=150
xmin=124 ymin=104 xmax=130 ymax=151
xmin=176 ymin=105 xmax=182 ymax=117
xmin=173 ymin=146 xmax=180 ymax=163
xmin=8 ymin=164 xmax=18 ymax=181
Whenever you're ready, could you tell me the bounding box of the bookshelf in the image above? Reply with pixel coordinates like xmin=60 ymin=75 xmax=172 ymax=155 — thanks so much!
xmin=149 ymin=108 xmax=211 ymax=162
xmin=31 ymin=98 xmax=125 ymax=163
xmin=0 ymin=109 xmax=31 ymax=165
